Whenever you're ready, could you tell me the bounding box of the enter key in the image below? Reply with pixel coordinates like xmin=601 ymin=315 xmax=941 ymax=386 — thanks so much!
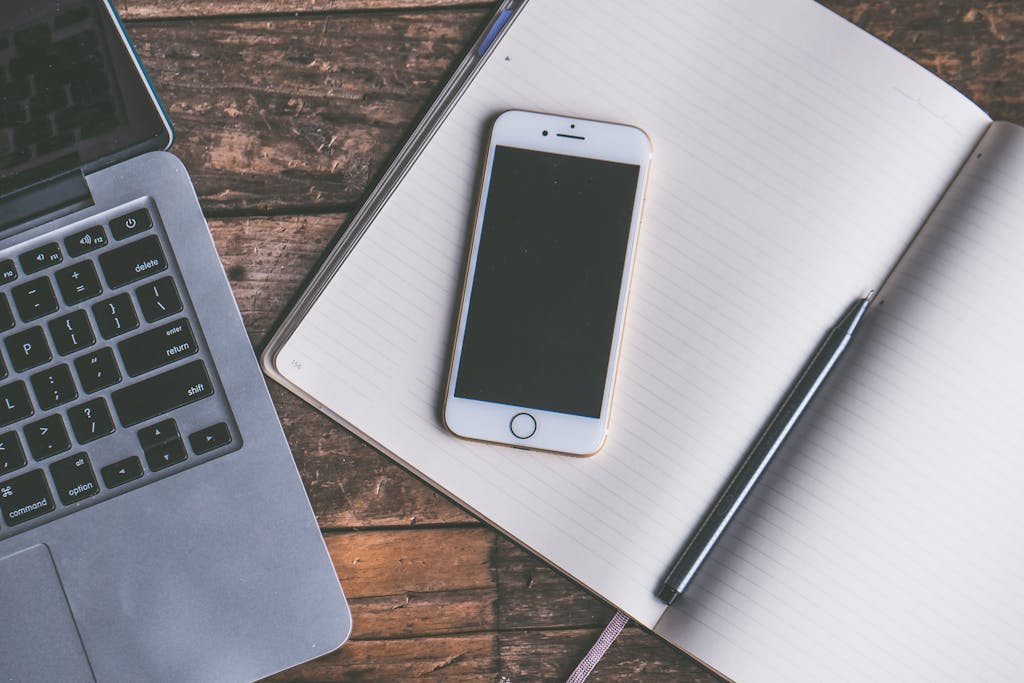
xmin=117 ymin=318 xmax=198 ymax=377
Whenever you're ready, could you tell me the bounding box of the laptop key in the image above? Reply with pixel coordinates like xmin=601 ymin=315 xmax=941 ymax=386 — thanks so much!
xmin=13 ymin=25 xmax=52 ymax=53
xmin=65 ymin=225 xmax=108 ymax=257
xmin=14 ymin=120 xmax=54 ymax=147
xmin=0 ymin=469 xmax=55 ymax=526
xmin=0 ymin=147 xmax=30 ymax=169
xmin=111 ymin=360 xmax=214 ymax=427
xmin=118 ymin=318 xmax=197 ymax=377
xmin=138 ymin=419 xmax=178 ymax=451
xmin=54 ymin=4 xmax=93 ymax=29
xmin=145 ymin=438 xmax=187 ymax=473
xmin=37 ymin=132 xmax=76 ymax=157
xmin=74 ymin=348 xmax=121 ymax=394
xmin=19 ymin=243 xmax=63 ymax=275
xmin=11 ymin=277 xmax=59 ymax=322
xmin=0 ymin=259 xmax=17 ymax=284
xmin=50 ymin=453 xmax=99 ymax=505
xmin=0 ymin=293 xmax=15 ymax=331
xmin=29 ymin=90 xmax=68 ymax=118
xmin=0 ymin=381 xmax=33 ymax=427
xmin=0 ymin=100 xmax=28 ymax=127
xmin=189 ymin=423 xmax=231 ymax=455
xmin=136 ymin=277 xmax=182 ymax=322
xmin=29 ymin=364 xmax=77 ymax=410
xmin=68 ymin=73 xmax=112 ymax=107
xmin=0 ymin=431 xmax=26 ymax=476
xmin=92 ymin=293 xmax=139 ymax=339
xmin=5 ymin=326 xmax=52 ymax=372
xmin=109 ymin=208 xmax=153 ymax=240
xmin=49 ymin=311 xmax=95 ymax=356
xmin=59 ymin=101 xmax=114 ymax=136
xmin=99 ymin=235 xmax=167 ymax=289
xmin=67 ymin=398 xmax=115 ymax=444
xmin=25 ymin=414 xmax=71 ymax=461
xmin=55 ymin=261 xmax=102 ymax=305
xmin=101 ymin=456 xmax=143 ymax=489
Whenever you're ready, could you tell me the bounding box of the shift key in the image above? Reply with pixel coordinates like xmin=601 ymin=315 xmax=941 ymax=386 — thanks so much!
xmin=99 ymin=235 xmax=168 ymax=289
xmin=112 ymin=360 xmax=213 ymax=427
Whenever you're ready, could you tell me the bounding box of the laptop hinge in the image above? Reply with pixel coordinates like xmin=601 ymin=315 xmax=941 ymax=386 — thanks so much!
xmin=0 ymin=170 xmax=94 ymax=234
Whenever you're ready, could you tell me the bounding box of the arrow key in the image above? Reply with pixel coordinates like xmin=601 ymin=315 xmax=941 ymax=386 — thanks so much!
xmin=188 ymin=422 xmax=231 ymax=455
xmin=101 ymin=456 xmax=143 ymax=488
xmin=144 ymin=437 xmax=187 ymax=472
xmin=138 ymin=418 xmax=178 ymax=451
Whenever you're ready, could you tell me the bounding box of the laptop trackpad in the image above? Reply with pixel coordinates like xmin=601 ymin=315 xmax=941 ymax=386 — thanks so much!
xmin=0 ymin=545 xmax=96 ymax=683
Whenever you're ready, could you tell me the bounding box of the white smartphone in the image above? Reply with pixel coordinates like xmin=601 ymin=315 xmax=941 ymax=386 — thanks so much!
xmin=443 ymin=110 xmax=651 ymax=456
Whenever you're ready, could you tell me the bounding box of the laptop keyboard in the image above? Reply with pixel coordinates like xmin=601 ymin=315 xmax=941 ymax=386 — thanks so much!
xmin=0 ymin=201 xmax=239 ymax=537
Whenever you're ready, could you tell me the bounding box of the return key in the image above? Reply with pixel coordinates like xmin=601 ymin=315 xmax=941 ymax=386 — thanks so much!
xmin=118 ymin=318 xmax=198 ymax=377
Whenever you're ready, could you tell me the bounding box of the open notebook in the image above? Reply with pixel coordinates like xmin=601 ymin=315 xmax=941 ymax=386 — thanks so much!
xmin=263 ymin=0 xmax=1024 ymax=680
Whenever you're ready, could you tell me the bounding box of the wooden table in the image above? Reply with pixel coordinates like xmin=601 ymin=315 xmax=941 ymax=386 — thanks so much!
xmin=119 ymin=2 xmax=1022 ymax=680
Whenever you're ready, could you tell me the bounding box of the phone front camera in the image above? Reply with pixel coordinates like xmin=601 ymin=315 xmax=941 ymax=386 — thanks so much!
xmin=542 ymin=130 xmax=548 ymax=136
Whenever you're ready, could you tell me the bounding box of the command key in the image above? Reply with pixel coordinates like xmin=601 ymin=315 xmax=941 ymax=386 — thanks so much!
xmin=0 ymin=469 xmax=55 ymax=526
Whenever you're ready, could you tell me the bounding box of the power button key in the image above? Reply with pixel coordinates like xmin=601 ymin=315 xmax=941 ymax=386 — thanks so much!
xmin=110 ymin=209 xmax=153 ymax=240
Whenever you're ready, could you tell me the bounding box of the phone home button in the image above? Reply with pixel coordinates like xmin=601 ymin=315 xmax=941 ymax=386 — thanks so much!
xmin=509 ymin=413 xmax=536 ymax=439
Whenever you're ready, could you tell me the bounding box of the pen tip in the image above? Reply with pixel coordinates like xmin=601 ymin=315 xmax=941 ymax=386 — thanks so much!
xmin=865 ymin=289 xmax=876 ymax=303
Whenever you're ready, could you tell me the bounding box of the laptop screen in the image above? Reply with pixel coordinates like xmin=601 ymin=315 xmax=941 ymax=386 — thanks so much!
xmin=0 ymin=0 xmax=170 ymax=196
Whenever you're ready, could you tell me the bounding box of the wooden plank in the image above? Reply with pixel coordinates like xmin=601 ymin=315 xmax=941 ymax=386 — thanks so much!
xmin=208 ymin=214 xmax=345 ymax=345
xmin=119 ymin=0 xmax=488 ymax=21
xmin=497 ymin=627 xmax=722 ymax=682
xmin=270 ymin=628 xmax=718 ymax=682
xmin=273 ymin=385 xmax=478 ymax=527
xmin=494 ymin=536 xmax=612 ymax=631
xmin=265 ymin=633 xmax=498 ymax=682
xmin=129 ymin=11 xmax=489 ymax=214
xmin=326 ymin=529 xmax=496 ymax=639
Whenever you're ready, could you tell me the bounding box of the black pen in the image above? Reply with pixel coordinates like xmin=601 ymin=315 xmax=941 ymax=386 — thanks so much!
xmin=657 ymin=291 xmax=875 ymax=605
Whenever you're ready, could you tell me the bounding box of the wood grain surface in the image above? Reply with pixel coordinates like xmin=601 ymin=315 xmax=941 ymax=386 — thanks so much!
xmin=119 ymin=1 xmax=1023 ymax=680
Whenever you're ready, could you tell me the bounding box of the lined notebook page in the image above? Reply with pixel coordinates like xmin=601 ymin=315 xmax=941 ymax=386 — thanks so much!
xmin=276 ymin=0 xmax=991 ymax=628
xmin=656 ymin=122 xmax=1024 ymax=680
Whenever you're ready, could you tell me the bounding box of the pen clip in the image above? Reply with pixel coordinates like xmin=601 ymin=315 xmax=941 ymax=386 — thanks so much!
xmin=477 ymin=2 xmax=517 ymax=57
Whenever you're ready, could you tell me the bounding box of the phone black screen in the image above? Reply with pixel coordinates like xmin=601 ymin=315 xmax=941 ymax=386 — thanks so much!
xmin=454 ymin=145 xmax=641 ymax=418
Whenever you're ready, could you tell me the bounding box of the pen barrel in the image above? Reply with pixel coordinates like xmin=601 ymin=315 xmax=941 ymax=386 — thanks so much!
xmin=659 ymin=300 xmax=869 ymax=605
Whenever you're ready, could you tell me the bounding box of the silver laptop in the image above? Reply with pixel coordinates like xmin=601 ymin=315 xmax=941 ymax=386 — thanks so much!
xmin=0 ymin=2 xmax=351 ymax=681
